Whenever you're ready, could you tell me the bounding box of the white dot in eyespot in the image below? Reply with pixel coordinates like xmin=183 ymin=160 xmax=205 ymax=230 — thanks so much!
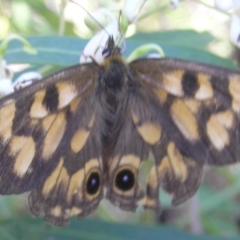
xmin=123 ymin=174 xmax=129 ymax=182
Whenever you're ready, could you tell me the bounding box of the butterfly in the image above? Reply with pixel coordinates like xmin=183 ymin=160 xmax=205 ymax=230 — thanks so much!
xmin=0 ymin=34 xmax=240 ymax=226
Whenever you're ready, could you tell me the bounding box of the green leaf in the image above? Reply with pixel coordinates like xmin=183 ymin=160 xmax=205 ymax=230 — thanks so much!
xmin=4 ymin=36 xmax=86 ymax=66
xmin=3 ymin=31 xmax=237 ymax=71
xmin=128 ymin=30 xmax=215 ymax=48
xmin=0 ymin=217 xmax=239 ymax=240
xmin=11 ymin=0 xmax=75 ymax=35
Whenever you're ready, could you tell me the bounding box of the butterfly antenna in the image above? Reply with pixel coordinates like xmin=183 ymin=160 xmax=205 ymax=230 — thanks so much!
xmin=131 ymin=0 xmax=148 ymax=23
xmin=116 ymin=0 xmax=148 ymax=51
xmin=116 ymin=11 xmax=126 ymax=51
xmin=69 ymin=0 xmax=110 ymax=37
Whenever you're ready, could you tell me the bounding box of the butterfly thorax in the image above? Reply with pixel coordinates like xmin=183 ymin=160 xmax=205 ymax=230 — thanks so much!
xmin=101 ymin=54 xmax=127 ymax=90
xmin=99 ymin=36 xmax=127 ymax=91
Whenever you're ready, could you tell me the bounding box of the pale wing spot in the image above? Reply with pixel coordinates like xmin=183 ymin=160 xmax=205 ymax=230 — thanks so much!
xmin=162 ymin=71 xmax=184 ymax=96
xmin=88 ymin=114 xmax=95 ymax=128
xmin=195 ymin=74 xmax=213 ymax=100
xmin=10 ymin=136 xmax=28 ymax=155
xmin=119 ymin=155 xmax=140 ymax=168
xmin=137 ymin=122 xmax=162 ymax=145
xmin=30 ymin=119 xmax=38 ymax=128
xmin=56 ymin=82 xmax=78 ymax=109
xmin=231 ymin=97 xmax=240 ymax=112
xmin=167 ymin=142 xmax=187 ymax=182
xmin=229 ymin=75 xmax=240 ymax=112
xmin=108 ymin=155 xmax=120 ymax=174
xmin=42 ymin=112 xmax=66 ymax=160
xmin=0 ymin=99 xmax=15 ymax=106
xmin=70 ymin=129 xmax=90 ymax=153
xmin=42 ymin=158 xmax=64 ymax=196
xmin=206 ymin=115 xmax=230 ymax=150
xmin=0 ymin=128 xmax=12 ymax=143
xmin=154 ymin=88 xmax=168 ymax=104
xmin=56 ymin=166 xmax=69 ymax=191
xmin=13 ymin=137 xmax=35 ymax=177
xmin=184 ymin=99 xmax=201 ymax=114
xmin=70 ymin=207 xmax=82 ymax=216
xmin=30 ymin=90 xmax=48 ymax=118
xmin=147 ymin=166 xmax=158 ymax=189
xmin=0 ymin=102 xmax=15 ymax=142
xmin=70 ymin=97 xmax=81 ymax=113
xmin=157 ymin=156 xmax=170 ymax=176
xmin=85 ymin=158 xmax=100 ymax=173
xmin=131 ymin=110 xmax=139 ymax=124
xmin=181 ymin=156 xmax=199 ymax=168
xmin=214 ymin=110 xmax=234 ymax=129
xmin=0 ymin=101 xmax=15 ymax=121
xmin=131 ymin=110 xmax=162 ymax=145
xmin=50 ymin=205 xmax=62 ymax=217
xmin=171 ymin=100 xmax=199 ymax=141
xmin=27 ymin=167 xmax=33 ymax=174
xmin=143 ymin=196 xmax=158 ymax=209
xmin=42 ymin=114 xmax=57 ymax=132
xmin=67 ymin=169 xmax=84 ymax=202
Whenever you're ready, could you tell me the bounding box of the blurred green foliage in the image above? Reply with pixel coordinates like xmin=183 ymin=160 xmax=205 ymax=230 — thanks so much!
xmin=1 ymin=217 xmax=240 ymax=240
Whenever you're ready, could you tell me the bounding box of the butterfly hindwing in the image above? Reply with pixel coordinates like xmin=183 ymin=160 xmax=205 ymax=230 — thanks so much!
xmin=132 ymin=87 xmax=203 ymax=209
xmin=104 ymin=93 xmax=147 ymax=211
xmin=104 ymin=74 xmax=203 ymax=211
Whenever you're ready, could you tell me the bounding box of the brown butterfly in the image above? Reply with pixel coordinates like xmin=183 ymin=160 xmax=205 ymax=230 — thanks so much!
xmin=0 ymin=35 xmax=240 ymax=226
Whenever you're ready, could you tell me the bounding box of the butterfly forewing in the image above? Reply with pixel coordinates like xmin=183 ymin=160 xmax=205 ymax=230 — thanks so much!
xmin=130 ymin=58 xmax=240 ymax=165
xmin=0 ymin=63 xmax=105 ymax=225
xmin=28 ymin=94 xmax=104 ymax=226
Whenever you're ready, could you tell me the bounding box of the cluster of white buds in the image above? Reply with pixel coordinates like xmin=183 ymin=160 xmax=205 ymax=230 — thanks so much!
xmin=0 ymin=60 xmax=14 ymax=96
xmin=81 ymin=0 xmax=165 ymax=63
xmin=215 ymin=0 xmax=240 ymax=11
xmin=123 ymin=0 xmax=147 ymax=22
xmin=0 ymin=35 xmax=38 ymax=97
xmin=80 ymin=9 xmax=119 ymax=64
xmin=169 ymin=0 xmax=240 ymax=49
xmin=215 ymin=0 xmax=240 ymax=48
xmin=230 ymin=14 xmax=240 ymax=48
xmin=168 ymin=0 xmax=180 ymax=10
xmin=164 ymin=0 xmax=240 ymax=49
xmin=0 ymin=59 xmax=41 ymax=96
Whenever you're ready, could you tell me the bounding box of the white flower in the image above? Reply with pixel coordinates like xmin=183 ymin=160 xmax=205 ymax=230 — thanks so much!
xmin=0 ymin=59 xmax=42 ymax=96
xmin=230 ymin=14 xmax=240 ymax=48
xmin=215 ymin=0 xmax=240 ymax=11
xmin=123 ymin=0 xmax=146 ymax=22
xmin=13 ymin=72 xmax=41 ymax=90
xmin=0 ymin=60 xmax=14 ymax=95
xmin=168 ymin=0 xmax=179 ymax=10
xmin=80 ymin=8 xmax=118 ymax=64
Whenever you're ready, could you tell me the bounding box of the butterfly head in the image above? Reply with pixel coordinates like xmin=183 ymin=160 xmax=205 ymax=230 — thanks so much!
xmin=102 ymin=35 xmax=122 ymax=58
